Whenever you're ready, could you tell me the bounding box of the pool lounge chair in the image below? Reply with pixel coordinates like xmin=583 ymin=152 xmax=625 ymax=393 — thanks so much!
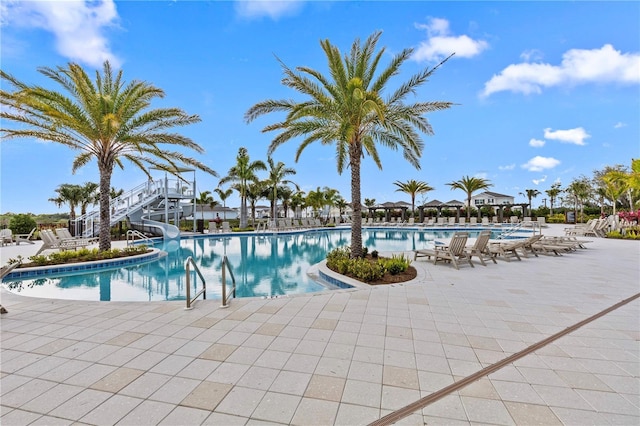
xmin=0 ymin=229 xmax=13 ymax=246
xmin=488 ymin=234 xmax=544 ymax=261
xmin=414 ymin=232 xmax=473 ymax=270
xmin=14 ymin=228 xmax=36 ymax=245
xmin=465 ymin=230 xmax=496 ymax=266
xmin=55 ymin=228 xmax=98 ymax=244
xmin=35 ymin=229 xmax=95 ymax=255
xmin=220 ymin=221 xmax=232 ymax=233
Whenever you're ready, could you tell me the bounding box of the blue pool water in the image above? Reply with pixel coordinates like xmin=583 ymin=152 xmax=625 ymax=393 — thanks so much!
xmin=2 ymin=228 xmax=507 ymax=302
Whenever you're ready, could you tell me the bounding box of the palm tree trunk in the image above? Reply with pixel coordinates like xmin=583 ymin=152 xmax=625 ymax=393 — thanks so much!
xmin=350 ymin=145 xmax=363 ymax=258
xmin=98 ymin=167 xmax=113 ymax=252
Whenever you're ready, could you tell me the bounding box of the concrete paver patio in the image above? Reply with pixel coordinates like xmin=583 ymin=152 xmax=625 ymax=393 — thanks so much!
xmin=1 ymin=224 xmax=638 ymax=425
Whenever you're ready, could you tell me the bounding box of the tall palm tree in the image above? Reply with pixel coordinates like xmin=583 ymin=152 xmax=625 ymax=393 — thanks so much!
xmin=245 ymin=31 xmax=454 ymax=258
xmin=219 ymin=147 xmax=266 ymax=228
xmin=446 ymin=176 xmax=493 ymax=219
xmin=214 ymin=187 xmax=233 ymax=220
xmin=1 ymin=61 xmax=216 ymax=251
xmin=265 ymin=157 xmax=298 ymax=220
xmin=519 ymin=189 xmax=541 ymax=212
xmin=49 ymin=183 xmax=83 ymax=220
xmin=545 ymin=182 xmax=562 ymax=215
xmin=79 ymin=182 xmax=100 ymax=216
xmin=393 ymin=179 xmax=434 ymax=214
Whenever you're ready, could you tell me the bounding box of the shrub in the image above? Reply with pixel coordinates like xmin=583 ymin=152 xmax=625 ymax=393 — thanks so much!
xmin=381 ymin=254 xmax=411 ymax=275
xmin=9 ymin=214 xmax=37 ymax=235
xmin=326 ymin=247 xmax=351 ymax=270
xmin=348 ymin=257 xmax=385 ymax=282
xmin=371 ymin=250 xmax=379 ymax=259
xmin=547 ymin=214 xmax=566 ymax=224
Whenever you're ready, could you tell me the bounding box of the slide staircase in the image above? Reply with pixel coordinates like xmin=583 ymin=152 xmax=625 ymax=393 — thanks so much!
xmin=74 ymin=177 xmax=193 ymax=241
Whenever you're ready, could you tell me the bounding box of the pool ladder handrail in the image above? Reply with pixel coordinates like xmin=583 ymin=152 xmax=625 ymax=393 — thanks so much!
xmin=185 ymin=256 xmax=207 ymax=310
xmin=126 ymin=229 xmax=155 ymax=246
xmin=184 ymin=255 xmax=236 ymax=310
xmin=220 ymin=255 xmax=236 ymax=308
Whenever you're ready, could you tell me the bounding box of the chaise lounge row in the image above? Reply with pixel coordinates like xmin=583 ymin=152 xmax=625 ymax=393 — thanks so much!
xmin=414 ymin=231 xmax=590 ymax=269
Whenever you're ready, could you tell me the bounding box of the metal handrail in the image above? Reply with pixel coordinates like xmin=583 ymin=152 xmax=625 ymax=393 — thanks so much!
xmin=220 ymin=255 xmax=236 ymax=308
xmin=126 ymin=229 xmax=155 ymax=246
xmin=185 ymin=256 xmax=207 ymax=309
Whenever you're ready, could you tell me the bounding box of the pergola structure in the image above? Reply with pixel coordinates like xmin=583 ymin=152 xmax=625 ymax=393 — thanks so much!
xmin=366 ymin=201 xmax=412 ymax=222
xmin=416 ymin=200 xmax=531 ymax=223
xmin=416 ymin=199 xmax=465 ymax=222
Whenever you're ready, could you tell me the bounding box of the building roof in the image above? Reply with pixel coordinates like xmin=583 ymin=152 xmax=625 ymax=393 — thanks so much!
xmin=473 ymin=191 xmax=514 ymax=198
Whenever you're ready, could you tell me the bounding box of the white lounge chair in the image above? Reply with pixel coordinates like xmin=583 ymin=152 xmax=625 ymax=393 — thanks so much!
xmin=35 ymin=229 xmax=95 ymax=255
xmin=0 ymin=229 xmax=13 ymax=246
xmin=220 ymin=221 xmax=232 ymax=233
xmin=209 ymin=222 xmax=219 ymax=233
xmin=14 ymin=228 xmax=36 ymax=245
xmin=55 ymin=228 xmax=98 ymax=244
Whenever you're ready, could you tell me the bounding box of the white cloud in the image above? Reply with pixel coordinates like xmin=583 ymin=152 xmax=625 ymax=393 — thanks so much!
xmin=413 ymin=17 xmax=488 ymax=62
xmin=521 ymin=156 xmax=561 ymax=172
xmin=529 ymin=138 xmax=545 ymax=148
xmin=498 ymin=164 xmax=515 ymax=171
xmin=482 ymin=44 xmax=640 ymax=97
xmin=614 ymin=122 xmax=627 ymax=129
xmin=544 ymin=127 xmax=590 ymax=146
xmin=1 ymin=0 xmax=120 ymax=68
xmin=520 ymin=49 xmax=543 ymax=62
xmin=235 ymin=0 xmax=303 ymax=20
xmin=532 ymin=175 xmax=547 ymax=185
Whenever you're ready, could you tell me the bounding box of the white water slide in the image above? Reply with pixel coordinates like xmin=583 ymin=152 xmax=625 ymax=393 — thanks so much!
xmin=74 ymin=172 xmax=197 ymax=240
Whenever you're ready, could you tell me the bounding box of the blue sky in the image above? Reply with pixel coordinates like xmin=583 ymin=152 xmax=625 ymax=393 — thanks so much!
xmin=1 ymin=0 xmax=639 ymax=215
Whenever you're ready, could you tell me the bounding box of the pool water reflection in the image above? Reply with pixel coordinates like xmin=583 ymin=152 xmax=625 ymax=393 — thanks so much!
xmin=2 ymin=228 xmax=503 ymax=302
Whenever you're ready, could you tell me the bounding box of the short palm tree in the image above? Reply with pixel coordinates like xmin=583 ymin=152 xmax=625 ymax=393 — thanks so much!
xmin=49 ymin=183 xmax=84 ymax=220
xmin=265 ymin=157 xmax=298 ymax=220
xmin=1 ymin=61 xmax=217 ymax=251
xmin=214 ymin=187 xmax=233 ymax=220
xmin=447 ymin=176 xmax=493 ymax=219
xmin=219 ymin=147 xmax=266 ymax=228
xmin=519 ymin=189 xmax=541 ymax=212
xmin=79 ymin=182 xmax=100 ymax=216
xmin=196 ymin=191 xmax=218 ymax=221
xmin=245 ymin=31 xmax=453 ymax=257
xmin=393 ymin=179 xmax=434 ymax=214
xmin=306 ymin=187 xmax=326 ymax=218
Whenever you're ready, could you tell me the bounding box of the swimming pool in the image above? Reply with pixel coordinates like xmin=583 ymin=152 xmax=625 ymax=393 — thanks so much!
xmin=2 ymin=228 xmax=509 ymax=302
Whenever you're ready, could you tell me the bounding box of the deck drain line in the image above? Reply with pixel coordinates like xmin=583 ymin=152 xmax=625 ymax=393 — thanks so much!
xmin=369 ymin=292 xmax=640 ymax=426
